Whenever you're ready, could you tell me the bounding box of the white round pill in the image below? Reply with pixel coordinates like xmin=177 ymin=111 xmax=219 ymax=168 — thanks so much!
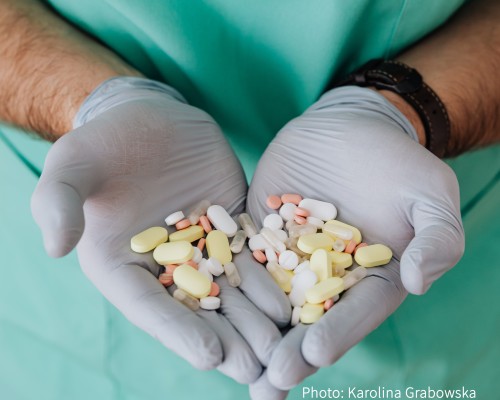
xmin=265 ymin=248 xmax=278 ymax=263
xmin=279 ymin=250 xmax=299 ymax=270
xmin=191 ymin=246 xmax=203 ymax=264
xmin=207 ymin=257 xmax=224 ymax=276
xmin=291 ymin=306 xmax=302 ymax=326
xmin=263 ymin=213 xmax=284 ymax=231
xmin=165 ymin=211 xmax=185 ymax=226
xmin=294 ymin=260 xmax=311 ymax=274
xmin=200 ymin=296 xmax=221 ymax=310
xmin=273 ymin=229 xmax=288 ymax=242
xmin=248 ymin=234 xmax=270 ymax=251
xmin=279 ymin=203 xmax=297 ymax=221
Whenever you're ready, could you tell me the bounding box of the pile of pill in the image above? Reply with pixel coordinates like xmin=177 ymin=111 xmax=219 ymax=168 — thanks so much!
xmin=130 ymin=200 xmax=245 ymax=311
xmin=248 ymin=194 xmax=393 ymax=325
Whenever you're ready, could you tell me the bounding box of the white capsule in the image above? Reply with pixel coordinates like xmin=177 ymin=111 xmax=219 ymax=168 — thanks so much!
xmin=294 ymin=260 xmax=311 ymax=274
xmin=238 ymin=213 xmax=258 ymax=238
xmin=198 ymin=259 xmax=214 ymax=282
xmin=200 ymin=296 xmax=221 ymax=310
xmin=279 ymin=250 xmax=299 ymax=270
xmin=291 ymin=306 xmax=301 ymax=326
xmin=249 ymin=234 xmax=271 ymax=251
xmin=306 ymin=216 xmax=324 ymax=229
xmin=342 ymin=266 xmax=367 ymax=290
xmin=207 ymin=257 xmax=224 ymax=276
xmin=187 ymin=199 xmax=211 ymax=225
xmin=165 ymin=211 xmax=185 ymax=226
xmin=263 ymin=213 xmax=284 ymax=231
xmin=229 ymin=230 xmax=247 ymax=254
xmin=273 ymin=229 xmax=288 ymax=242
xmin=224 ymin=262 xmax=241 ymax=287
xmin=191 ymin=246 xmax=203 ymax=263
xmin=299 ymin=198 xmax=337 ymax=221
xmin=279 ymin=203 xmax=297 ymax=221
xmin=265 ymin=248 xmax=278 ymax=263
xmin=260 ymin=228 xmax=286 ymax=253
xmin=333 ymin=239 xmax=346 ymax=252
xmin=206 ymin=205 xmax=238 ymax=237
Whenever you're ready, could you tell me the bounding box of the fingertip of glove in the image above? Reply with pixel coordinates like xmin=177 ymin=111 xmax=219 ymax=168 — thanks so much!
xmin=400 ymin=255 xmax=428 ymax=295
xmin=249 ymin=372 xmax=289 ymax=400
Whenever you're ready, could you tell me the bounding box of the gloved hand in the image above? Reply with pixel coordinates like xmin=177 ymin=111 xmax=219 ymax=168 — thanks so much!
xmin=247 ymin=86 xmax=465 ymax=398
xmin=31 ymin=77 xmax=291 ymax=384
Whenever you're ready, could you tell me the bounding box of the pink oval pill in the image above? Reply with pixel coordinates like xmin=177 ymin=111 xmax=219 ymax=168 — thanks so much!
xmin=294 ymin=207 xmax=310 ymax=218
xmin=281 ymin=193 xmax=302 ymax=205
xmin=253 ymin=250 xmax=267 ymax=264
xmin=185 ymin=260 xmax=198 ymax=270
xmin=197 ymin=237 xmax=206 ymax=252
xmin=345 ymin=240 xmax=357 ymax=254
xmin=354 ymin=243 xmax=368 ymax=255
xmin=266 ymin=195 xmax=282 ymax=210
xmin=199 ymin=215 xmax=212 ymax=233
xmin=159 ymin=273 xmax=174 ymax=287
xmin=175 ymin=218 xmax=192 ymax=230
xmin=324 ymin=298 xmax=335 ymax=311
xmin=294 ymin=215 xmax=307 ymax=225
xmin=165 ymin=264 xmax=179 ymax=274
xmin=209 ymin=282 xmax=220 ymax=297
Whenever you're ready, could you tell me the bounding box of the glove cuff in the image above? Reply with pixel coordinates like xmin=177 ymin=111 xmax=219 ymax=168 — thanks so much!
xmin=73 ymin=77 xmax=187 ymax=129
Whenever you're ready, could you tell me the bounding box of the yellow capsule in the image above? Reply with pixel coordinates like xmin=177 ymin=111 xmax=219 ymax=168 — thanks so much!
xmin=300 ymin=303 xmax=324 ymax=324
xmin=297 ymin=233 xmax=334 ymax=254
xmin=173 ymin=264 xmax=212 ymax=298
xmin=354 ymin=244 xmax=392 ymax=267
xmin=309 ymin=249 xmax=332 ymax=282
xmin=130 ymin=227 xmax=168 ymax=253
xmin=153 ymin=241 xmax=194 ymax=265
xmin=305 ymin=277 xmax=344 ymax=304
xmin=329 ymin=251 xmax=353 ymax=269
xmin=323 ymin=220 xmax=362 ymax=244
xmin=169 ymin=225 xmax=204 ymax=243
xmin=206 ymin=230 xmax=232 ymax=264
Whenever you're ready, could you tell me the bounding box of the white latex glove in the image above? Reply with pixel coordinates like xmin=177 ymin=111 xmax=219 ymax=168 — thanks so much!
xmin=247 ymin=86 xmax=465 ymax=397
xmin=31 ymin=77 xmax=291 ymax=384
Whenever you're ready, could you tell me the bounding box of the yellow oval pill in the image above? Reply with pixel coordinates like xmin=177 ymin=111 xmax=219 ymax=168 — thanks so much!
xmin=173 ymin=265 xmax=212 ymax=298
xmin=305 ymin=277 xmax=344 ymax=304
xmin=354 ymin=244 xmax=392 ymax=267
xmin=323 ymin=220 xmax=362 ymax=244
xmin=206 ymin=230 xmax=232 ymax=264
xmin=169 ymin=225 xmax=204 ymax=243
xmin=130 ymin=227 xmax=168 ymax=253
xmin=309 ymin=249 xmax=332 ymax=282
xmin=329 ymin=251 xmax=353 ymax=269
xmin=153 ymin=241 xmax=194 ymax=265
xmin=300 ymin=303 xmax=324 ymax=324
xmin=297 ymin=233 xmax=334 ymax=254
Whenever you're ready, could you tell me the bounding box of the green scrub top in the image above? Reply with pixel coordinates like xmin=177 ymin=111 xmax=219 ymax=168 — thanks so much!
xmin=1 ymin=1 xmax=499 ymax=399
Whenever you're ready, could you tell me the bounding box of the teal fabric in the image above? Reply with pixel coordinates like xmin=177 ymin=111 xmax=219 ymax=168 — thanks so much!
xmin=2 ymin=1 xmax=499 ymax=399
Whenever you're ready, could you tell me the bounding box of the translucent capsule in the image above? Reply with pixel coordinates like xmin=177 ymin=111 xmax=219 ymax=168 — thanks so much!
xmin=266 ymin=262 xmax=292 ymax=293
xmin=260 ymin=228 xmax=286 ymax=253
xmin=187 ymin=199 xmax=211 ymax=225
xmin=173 ymin=289 xmax=200 ymax=311
xmin=288 ymin=223 xmax=317 ymax=239
xmin=284 ymin=237 xmax=309 ymax=258
xmin=342 ymin=266 xmax=367 ymax=290
xmin=238 ymin=213 xmax=258 ymax=238
xmin=229 ymin=230 xmax=247 ymax=254
xmin=223 ymin=262 xmax=241 ymax=287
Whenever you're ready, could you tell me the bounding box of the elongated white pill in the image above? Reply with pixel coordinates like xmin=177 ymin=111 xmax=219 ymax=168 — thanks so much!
xmin=165 ymin=211 xmax=185 ymax=226
xmin=299 ymin=199 xmax=337 ymax=221
xmin=207 ymin=205 xmax=237 ymax=237
xmin=291 ymin=306 xmax=301 ymax=326
xmin=265 ymin=248 xmax=278 ymax=263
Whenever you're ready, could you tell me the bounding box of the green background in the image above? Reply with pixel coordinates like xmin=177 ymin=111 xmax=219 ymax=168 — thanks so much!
xmin=1 ymin=1 xmax=499 ymax=399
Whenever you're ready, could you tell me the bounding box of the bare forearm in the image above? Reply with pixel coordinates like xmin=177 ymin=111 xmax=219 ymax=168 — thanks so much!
xmin=0 ymin=0 xmax=141 ymax=140
xmin=393 ymin=0 xmax=500 ymax=156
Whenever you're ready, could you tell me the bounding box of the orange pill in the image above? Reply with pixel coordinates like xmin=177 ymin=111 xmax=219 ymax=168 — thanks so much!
xmin=197 ymin=237 xmax=206 ymax=252
xmin=354 ymin=243 xmax=368 ymax=255
xmin=281 ymin=193 xmax=302 ymax=205
xmin=253 ymin=250 xmax=267 ymax=264
xmin=294 ymin=215 xmax=307 ymax=225
xmin=345 ymin=240 xmax=357 ymax=254
xmin=175 ymin=218 xmax=192 ymax=230
xmin=185 ymin=260 xmax=198 ymax=270
xmin=165 ymin=264 xmax=179 ymax=274
xmin=209 ymin=282 xmax=220 ymax=297
xmin=294 ymin=207 xmax=310 ymax=218
xmin=199 ymin=215 xmax=212 ymax=233
xmin=266 ymin=195 xmax=282 ymax=210
xmin=159 ymin=273 xmax=174 ymax=287
xmin=324 ymin=298 xmax=335 ymax=311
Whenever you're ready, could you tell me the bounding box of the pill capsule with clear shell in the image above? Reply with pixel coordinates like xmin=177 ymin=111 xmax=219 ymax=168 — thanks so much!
xmin=187 ymin=199 xmax=211 ymax=225
xmin=266 ymin=262 xmax=292 ymax=292
xmin=238 ymin=213 xmax=258 ymax=238
xmin=173 ymin=289 xmax=200 ymax=311
xmin=260 ymin=228 xmax=286 ymax=253
xmin=207 ymin=205 xmax=238 ymax=237
xmin=288 ymin=223 xmax=316 ymax=239
xmin=131 ymin=227 xmax=169 ymax=253
xmin=342 ymin=266 xmax=367 ymax=290
xmin=229 ymin=230 xmax=247 ymax=253
xmin=332 ymin=238 xmax=346 ymax=252
xmin=224 ymin=262 xmax=241 ymax=287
